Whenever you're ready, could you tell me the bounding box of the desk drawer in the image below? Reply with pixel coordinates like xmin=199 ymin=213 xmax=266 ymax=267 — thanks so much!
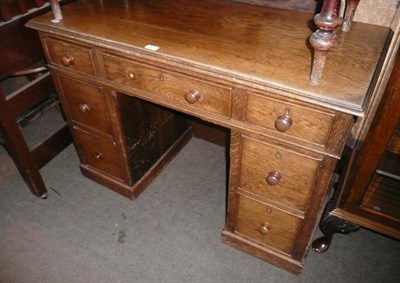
xmin=73 ymin=129 xmax=126 ymax=181
xmin=239 ymin=136 xmax=322 ymax=211
xmin=102 ymin=54 xmax=232 ymax=118
xmin=246 ymin=92 xmax=336 ymax=146
xmin=235 ymin=194 xmax=302 ymax=255
xmin=57 ymin=75 xmax=112 ymax=135
xmin=44 ymin=36 xmax=97 ymax=76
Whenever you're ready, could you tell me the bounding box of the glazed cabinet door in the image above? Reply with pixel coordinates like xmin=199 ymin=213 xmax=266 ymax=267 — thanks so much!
xmin=334 ymin=55 xmax=400 ymax=239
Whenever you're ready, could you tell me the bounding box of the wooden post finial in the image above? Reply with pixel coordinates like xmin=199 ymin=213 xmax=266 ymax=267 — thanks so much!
xmin=309 ymin=0 xmax=342 ymax=86
xmin=49 ymin=0 xmax=63 ymax=22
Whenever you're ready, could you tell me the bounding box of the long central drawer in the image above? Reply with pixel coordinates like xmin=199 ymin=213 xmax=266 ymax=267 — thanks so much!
xmin=101 ymin=53 xmax=232 ymax=119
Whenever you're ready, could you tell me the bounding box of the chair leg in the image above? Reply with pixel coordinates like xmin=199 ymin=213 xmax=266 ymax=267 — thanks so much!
xmin=0 ymin=95 xmax=48 ymax=198
xmin=1 ymin=129 xmax=48 ymax=198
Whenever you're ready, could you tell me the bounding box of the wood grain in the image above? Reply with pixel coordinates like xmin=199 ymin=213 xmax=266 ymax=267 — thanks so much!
xmin=27 ymin=0 xmax=391 ymax=115
xmin=233 ymin=0 xmax=318 ymax=12
xmin=239 ymin=135 xmax=322 ymax=211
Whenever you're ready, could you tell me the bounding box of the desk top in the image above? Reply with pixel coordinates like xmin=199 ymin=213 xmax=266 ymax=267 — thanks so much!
xmin=27 ymin=0 xmax=391 ymax=115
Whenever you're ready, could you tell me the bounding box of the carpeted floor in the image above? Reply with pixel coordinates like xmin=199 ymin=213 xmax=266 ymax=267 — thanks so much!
xmin=0 ymin=108 xmax=400 ymax=283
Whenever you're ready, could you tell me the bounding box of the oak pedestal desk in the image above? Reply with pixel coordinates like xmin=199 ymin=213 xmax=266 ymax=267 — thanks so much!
xmin=27 ymin=0 xmax=391 ymax=274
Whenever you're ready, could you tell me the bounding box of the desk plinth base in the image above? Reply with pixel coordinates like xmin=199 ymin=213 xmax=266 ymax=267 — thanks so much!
xmin=221 ymin=229 xmax=303 ymax=274
xmin=80 ymin=126 xmax=192 ymax=200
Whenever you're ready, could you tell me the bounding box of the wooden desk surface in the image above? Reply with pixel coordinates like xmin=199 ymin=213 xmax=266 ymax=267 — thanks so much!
xmin=27 ymin=0 xmax=391 ymax=115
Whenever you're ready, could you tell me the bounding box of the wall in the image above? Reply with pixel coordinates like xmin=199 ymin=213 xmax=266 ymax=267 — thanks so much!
xmin=354 ymin=0 xmax=399 ymax=27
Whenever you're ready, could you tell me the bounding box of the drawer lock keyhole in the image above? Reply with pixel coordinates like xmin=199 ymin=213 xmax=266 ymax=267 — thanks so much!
xmin=127 ymin=72 xmax=136 ymax=79
xmin=94 ymin=152 xmax=103 ymax=160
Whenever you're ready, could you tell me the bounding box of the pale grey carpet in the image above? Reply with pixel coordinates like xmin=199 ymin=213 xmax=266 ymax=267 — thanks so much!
xmin=0 ymin=110 xmax=399 ymax=283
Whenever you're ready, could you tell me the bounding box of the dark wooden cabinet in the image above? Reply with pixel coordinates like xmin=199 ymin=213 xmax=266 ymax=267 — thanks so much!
xmin=313 ymin=52 xmax=400 ymax=252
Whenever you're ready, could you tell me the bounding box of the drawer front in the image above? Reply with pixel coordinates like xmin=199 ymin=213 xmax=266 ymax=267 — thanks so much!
xmin=246 ymin=92 xmax=336 ymax=146
xmin=44 ymin=37 xmax=96 ymax=76
xmin=102 ymin=54 xmax=232 ymax=118
xmin=239 ymin=136 xmax=322 ymax=211
xmin=58 ymin=75 xmax=112 ymax=135
xmin=73 ymin=129 xmax=126 ymax=181
xmin=235 ymin=194 xmax=302 ymax=255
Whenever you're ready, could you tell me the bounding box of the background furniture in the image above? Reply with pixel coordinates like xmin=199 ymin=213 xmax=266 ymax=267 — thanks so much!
xmin=0 ymin=0 xmax=44 ymax=21
xmin=0 ymin=1 xmax=72 ymax=198
xmin=313 ymin=50 xmax=400 ymax=252
xmin=26 ymin=0 xmax=390 ymax=273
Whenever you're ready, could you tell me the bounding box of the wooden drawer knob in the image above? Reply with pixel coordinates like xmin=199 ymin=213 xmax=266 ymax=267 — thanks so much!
xmin=185 ymin=90 xmax=201 ymax=104
xmin=275 ymin=111 xmax=292 ymax=132
xmin=94 ymin=152 xmax=103 ymax=160
xmin=61 ymin=55 xmax=74 ymax=67
xmin=78 ymin=103 xmax=90 ymax=113
xmin=266 ymin=171 xmax=281 ymax=186
xmin=258 ymin=222 xmax=271 ymax=235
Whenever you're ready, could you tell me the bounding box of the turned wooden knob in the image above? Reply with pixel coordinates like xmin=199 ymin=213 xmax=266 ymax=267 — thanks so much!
xmin=266 ymin=171 xmax=281 ymax=186
xmin=185 ymin=90 xmax=201 ymax=104
xmin=94 ymin=152 xmax=103 ymax=160
xmin=275 ymin=113 xmax=292 ymax=132
xmin=78 ymin=103 xmax=90 ymax=113
xmin=258 ymin=223 xmax=271 ymax=235
xmin=61 ymin=55 xmax=74 ymax=66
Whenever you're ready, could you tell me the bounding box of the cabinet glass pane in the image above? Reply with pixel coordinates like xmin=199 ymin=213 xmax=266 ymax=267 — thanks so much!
xmin=361 ymin=174 xmax=400 ymax=219
xmin=362 ymin=122 xmax=400 ymax=219
xmin=376 ymin=122 xmax=400 ymax=178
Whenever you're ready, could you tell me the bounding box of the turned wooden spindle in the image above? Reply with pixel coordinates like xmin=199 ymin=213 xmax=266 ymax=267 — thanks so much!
xmin=309 ymin=0 xmax=342 ymax=86
xmin=49 ymin=0 xmax=63 ymax=22
xmin=342 ymin=0 xmax=360 ymax=32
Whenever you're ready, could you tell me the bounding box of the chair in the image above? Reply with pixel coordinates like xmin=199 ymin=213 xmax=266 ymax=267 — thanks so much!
xmin=0 ymin=1 xmax=72 ymax=198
